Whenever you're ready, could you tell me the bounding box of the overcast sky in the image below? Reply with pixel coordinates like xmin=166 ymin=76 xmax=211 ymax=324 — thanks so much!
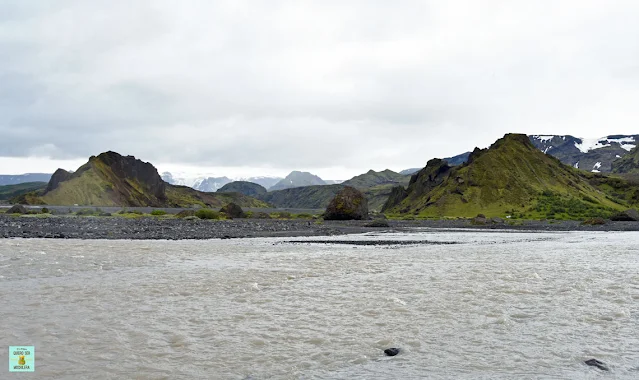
xmin=2 ymin=0 xmax=639 ymax=179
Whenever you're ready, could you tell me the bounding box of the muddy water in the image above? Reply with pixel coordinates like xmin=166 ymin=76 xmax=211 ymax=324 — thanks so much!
xmin=1 ymin=230 xmax=638 ymax=379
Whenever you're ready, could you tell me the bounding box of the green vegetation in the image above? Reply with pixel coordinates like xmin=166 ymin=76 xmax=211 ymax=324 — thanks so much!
xmin=76 ymin=208 xmax=111 ymax=216
xmin=342 ymin=169 xmax=409 ymax=189
xmin=0 ymin=182 xmax=47 ymax=201
xmin=612 ymin=145 xmax=639 ymax=174
xmin=386 ymin=134 xmax=637 ymax=220
xmin=150 ymin=209 xmax=167 ymax=216
xmin=195 ymin=209 xmax=220 ymax=219
xmin=532 ymin=191 xmax=616 ymax=219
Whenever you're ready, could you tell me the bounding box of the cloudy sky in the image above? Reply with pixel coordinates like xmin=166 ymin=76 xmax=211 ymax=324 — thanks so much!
xmin=2 ymin=1 xmax=639 ymax=179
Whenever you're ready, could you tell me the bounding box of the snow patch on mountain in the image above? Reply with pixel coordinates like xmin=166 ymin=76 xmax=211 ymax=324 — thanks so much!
xmin=574 ymin=136 xmax=636 ymax=153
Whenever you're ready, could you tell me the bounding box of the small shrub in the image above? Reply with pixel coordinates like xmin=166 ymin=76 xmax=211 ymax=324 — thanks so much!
xmin=295 ymin=213 xmax=313 ymax=219
xmin=195 ymin=209 xmax=220 ymax=220
xmin=41 ymin=207 xmax=50 ymax=214
xmin=582 ymin=217 xmax=606 ymax=225
xmin=150 ymin=210 xmax=167 ymax=216
xmin=277 ymin=211 xmax=292 ymax=219
xmin=365 ymin=219 xmax=390 ymax=227
xmin=76 ymin=208 xmax=95 ymax=216
xmin=175 ymin=210 xmax=195 ymax=218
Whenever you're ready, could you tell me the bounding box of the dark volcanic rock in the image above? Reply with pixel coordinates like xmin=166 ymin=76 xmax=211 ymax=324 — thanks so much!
xmin=220 ymin=202 xmax=246 ymax=219
xmin=610 ymin=209 xmax=639 ymax=221
xmin=471 ymin=214 xmax=488 ymax=225
xmin=381 ymin=186 xmax=408 ymax=212
xmin=45 ymin=168 xmax=72 ymax=193
xmin=93 ymin=151 xmax=167 ymax=201
xmin=324 ymin=186 xmax=368 ymax=220
xmin=7 ymin=204 xmax=27 ymax=214
xmin=250 ymin=211 xmax=271 ymax=219
xmin=384 ymin=348 xmax=400 ymax=356
xmin=582 ymin=217 xmax=606 ymax=225
xmin=584 ymin=359 xmax=608 ymax=371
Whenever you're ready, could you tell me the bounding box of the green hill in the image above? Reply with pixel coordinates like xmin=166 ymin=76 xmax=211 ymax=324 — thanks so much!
xmin=19 ymin=151 xmax=268 ymax=208
xmin=342 ymin=169 xmax=409 ymax=189
xmin=218 ymin=181 xmax=267 ymax=197
xmin=385 ymin=134 xmax=636 ymax=219
xmin=612 ymin=145 xmax=639 ymax=174
xmin=0 ymin=182 xmax=47 ymax=201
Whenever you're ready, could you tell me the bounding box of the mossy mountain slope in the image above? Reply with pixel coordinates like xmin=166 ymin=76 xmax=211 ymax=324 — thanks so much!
xmin=341 ymin=169 xmax=409 ymax=189
xmin=612 ymin=145 xmax=639 ymax=174
xmin=388 ymin=134 xmax=632 ymax=218
xmin=28 ymin=151 xmax=267 ymax=208
xmin=218 ymin=181 xmax=267 ymax=197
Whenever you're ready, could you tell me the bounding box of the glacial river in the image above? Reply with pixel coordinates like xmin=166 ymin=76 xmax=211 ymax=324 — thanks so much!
xmin=1 ymin=230 xmax=638 ymax=379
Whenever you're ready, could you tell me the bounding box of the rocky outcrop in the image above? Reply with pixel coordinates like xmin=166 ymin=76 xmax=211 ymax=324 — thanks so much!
xmin=6 ymin=204 xmax=27 ymax=214
xmin=324 ymin=186 xmax=368 ymax=220
xmin=381 ymin=186 xmax=408 ymax=212
xmin=44 ymin=169 xmax=72 ymax=193
xmin=218 ymin=181 xmax=267 ymax=197
xmin=610 ymin=209 xmax=639 ymax=221
xmin=220 ymin=202 xmax=246 ymax=219
xmin=92 ymin=151 xmax=166 ymax=200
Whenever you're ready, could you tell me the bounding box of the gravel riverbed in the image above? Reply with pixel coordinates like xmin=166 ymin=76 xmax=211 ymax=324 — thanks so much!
xmin=1 ymin=215 xmax=638 ymax=240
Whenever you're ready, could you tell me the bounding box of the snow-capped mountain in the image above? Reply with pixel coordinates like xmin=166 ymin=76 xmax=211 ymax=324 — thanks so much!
xmin=161 ymin=172 xmax=283 ymax=192
xmin=269 ymin=171 xmax=326 ymax=191
xmin=529 ymin=134 xmax=639 ymax=173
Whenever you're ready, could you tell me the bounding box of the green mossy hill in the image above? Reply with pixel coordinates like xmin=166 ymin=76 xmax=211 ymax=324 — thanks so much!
xmin=217 ymin=181 xmax=267 ymax=197
xmin=20 ymin=151 xmax=268 ymax=208
xmin=165 ymin=185 xmax=269 ymax=208
xmin=0 ymin=182 xmax=46 ymax=201
xmin=342 ymin=169 xmax=409 ymax=189
xmin=387 ymin=133 xmax=634 ymax=219
xmin=612 ymin=145 xmax=639 ymax=174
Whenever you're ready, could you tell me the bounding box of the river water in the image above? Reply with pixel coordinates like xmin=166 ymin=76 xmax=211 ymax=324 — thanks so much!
xmin=1 ymin=230 xmax=638 ymax=379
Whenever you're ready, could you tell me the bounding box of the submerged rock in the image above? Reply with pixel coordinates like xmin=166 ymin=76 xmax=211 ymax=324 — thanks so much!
xmin=584 ymin=358 xmax=608 ymax=371
xmin=384 ymin=348 xmax=400 ymax=356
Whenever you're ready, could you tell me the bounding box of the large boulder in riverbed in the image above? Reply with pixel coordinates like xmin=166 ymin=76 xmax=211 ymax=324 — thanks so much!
xmin=610 ymin=209 xmax=639 ymax=221
xmin=220 ymin=202 xmax=246 ymax=219
xmin=7 ymin=204 xmax=27 ymax=214
xmin=324 ymin=186 xmax=368 ymax=220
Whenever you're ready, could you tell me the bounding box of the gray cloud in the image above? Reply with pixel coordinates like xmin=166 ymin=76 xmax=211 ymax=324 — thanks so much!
xmin=2 ymin=0 xmax=639 ymax=174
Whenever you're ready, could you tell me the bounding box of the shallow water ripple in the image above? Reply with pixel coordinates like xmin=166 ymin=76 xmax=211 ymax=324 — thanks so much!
xmin=1 ymin=231 xmax=638 ymax=379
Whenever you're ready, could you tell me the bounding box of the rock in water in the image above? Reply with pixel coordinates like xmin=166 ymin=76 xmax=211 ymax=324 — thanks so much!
xmin=585 ymin=359 xmax=609 ymax=371
xmin=7 ymin=204 xmax=27 ymax=214
xmin=324 ymin=186 xmax=368 ymax=220
xmin=384 ymin=348 xmax=400 ymax=356
xmin=220 ymin=202 xmax=246 ymax=219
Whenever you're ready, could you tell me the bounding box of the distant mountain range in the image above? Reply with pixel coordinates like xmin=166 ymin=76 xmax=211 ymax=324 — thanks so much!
xmin=0 ymin=173 xmax=51 ymax=186
xmin=529 ymin=134 xmax=638 ymax=173
xmin=160 ymin=172 xmax=282 ymax=192
xmin=269 ymin=171 xmax=326 ymax=191
xmin=11 ymin=152 xmax=269 ymax=208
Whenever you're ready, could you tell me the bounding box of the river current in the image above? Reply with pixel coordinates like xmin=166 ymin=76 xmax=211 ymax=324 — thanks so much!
xmin=1 ymin=230 xmax=638 ymax=379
